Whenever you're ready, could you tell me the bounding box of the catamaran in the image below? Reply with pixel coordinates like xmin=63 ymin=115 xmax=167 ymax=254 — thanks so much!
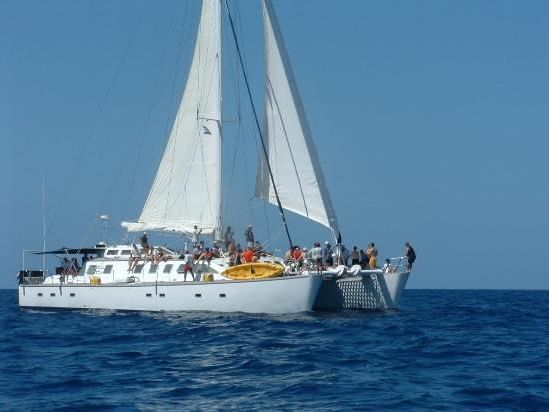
xmin=18 ymin=0 xmax=409 ymax=313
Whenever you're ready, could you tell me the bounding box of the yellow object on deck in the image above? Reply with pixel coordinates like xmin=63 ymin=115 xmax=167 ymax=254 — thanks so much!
xmin=203 ymin=273 xmax=214 ymax=282
xmin=222 ymin=262 xmax=284 ymax=280
xmin=90 ymin=276 xmax=102 ymax=285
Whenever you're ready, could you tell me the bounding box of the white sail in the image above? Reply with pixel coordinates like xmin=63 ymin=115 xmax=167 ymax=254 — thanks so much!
xmin=124 ymin=0 xmax=222 ymax=235
xmin=257 ymin=0 xmax=339 ymax=236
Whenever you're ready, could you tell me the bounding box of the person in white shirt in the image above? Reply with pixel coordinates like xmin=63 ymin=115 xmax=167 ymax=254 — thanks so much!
xmin=183 ymin=251 xmax=194 ymax=281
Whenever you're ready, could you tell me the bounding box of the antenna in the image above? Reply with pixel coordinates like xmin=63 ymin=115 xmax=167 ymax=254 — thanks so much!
xmin=42 ymin=174 xmax=46 ymax=274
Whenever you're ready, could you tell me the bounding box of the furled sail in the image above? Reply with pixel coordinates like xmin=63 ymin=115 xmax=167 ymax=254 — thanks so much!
xmin=256 ymin=0 xmax=339 ymax=235
xmin=124 ymin=0 xmax=222 ymax=235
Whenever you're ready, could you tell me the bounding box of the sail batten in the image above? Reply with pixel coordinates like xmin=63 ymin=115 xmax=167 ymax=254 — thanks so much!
xmin=124 ymin=0 xmax=222 ymax=235
xmin=257 ymin=0 xmax=339 ymax=235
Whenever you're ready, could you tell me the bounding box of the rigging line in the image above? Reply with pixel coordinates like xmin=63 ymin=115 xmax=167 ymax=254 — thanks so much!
xmin=224 ymin=0 xmax=294 ymax=247
xmin=224 ymin=118 xmax=241 ymax=219
xmin=198 ymin=133 xmax=215 ymax=230
xmin=46 ymin=0 xmax=151 ymax=236
xmin=106 ymin=5 xmax=181 ymax=220
xmin=222 ymin=4 xmax=243 ymax=221
xmin=262 ymin=190 xmax=271 ymax=248
xmin=267 ymin=78 xmax=309 ymax=217
xmin=162 ymin=1 xmax=192 ymax=148
xmin=123 ymin=0 xmax=191 ymax=221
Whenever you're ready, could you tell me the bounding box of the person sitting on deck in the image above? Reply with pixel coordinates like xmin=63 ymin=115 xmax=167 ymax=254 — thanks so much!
xmin=198 ymin=247 xmax=213 ymax=265
xmin=292 ymin=247 xmax=304 ymax=270
xmin=382 ymin=258 xmax=394 ymax=273
xmin=234 ymin=250 xmax=242 ymax=265
xmin=155 ymin=248 xmax=167 ymax=263
xmin=193 ymin=244 xmax=202 ymax=261
xmin=285 ymin=246 xmax=295 ymax=264
xmin=252 ymin=241 xmax=265 ymax=256
xmin=227 ymin=241 xmax=236 ymax=256
xmin=242 ymin=247 xmax=255 ymax=263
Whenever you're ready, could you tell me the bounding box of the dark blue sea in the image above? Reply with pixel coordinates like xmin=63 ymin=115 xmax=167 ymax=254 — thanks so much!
xmin=1 ymin=289 xmax=548 ymax=411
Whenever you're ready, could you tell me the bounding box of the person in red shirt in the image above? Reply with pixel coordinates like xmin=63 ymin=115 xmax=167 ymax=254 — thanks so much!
xmin=242 ymin=248 xmax=255 ymax=263
xmin=292 ymin=247 xmax=304 ymax=269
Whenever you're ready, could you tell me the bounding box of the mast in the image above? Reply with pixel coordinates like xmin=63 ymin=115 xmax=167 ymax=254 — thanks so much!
xmin=224 ymin=0 xmax=293 ymax=248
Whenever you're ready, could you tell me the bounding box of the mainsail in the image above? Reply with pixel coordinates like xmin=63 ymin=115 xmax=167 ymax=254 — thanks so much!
xmin=257 ymin=0 xmax=339 ymax=236
xmin=124 ymin=0 xmax=222 ymax=235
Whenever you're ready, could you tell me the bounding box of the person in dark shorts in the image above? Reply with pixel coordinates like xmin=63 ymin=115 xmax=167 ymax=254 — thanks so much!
xmin=405 ymin=242 xmax=416 ymax=271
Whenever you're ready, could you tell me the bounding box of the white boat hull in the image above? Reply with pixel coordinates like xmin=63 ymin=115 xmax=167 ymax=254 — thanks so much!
xmin=313 ymin=271 xmax=410 ymax=310
xmin=18 ymin=275 xmax=322 ymax=314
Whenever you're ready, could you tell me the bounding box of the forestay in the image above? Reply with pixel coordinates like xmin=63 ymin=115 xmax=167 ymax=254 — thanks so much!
xmin=123 ymin=0 xmax=222 ymax=235
xmin=256 ymin=0 xmax=339 ymax=236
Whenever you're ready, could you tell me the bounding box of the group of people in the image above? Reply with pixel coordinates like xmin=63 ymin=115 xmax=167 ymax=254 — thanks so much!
xmin=129 ymin=225 xmax=417 ymax=276
xmin=284 ymin=241 xmax=417 ymax=273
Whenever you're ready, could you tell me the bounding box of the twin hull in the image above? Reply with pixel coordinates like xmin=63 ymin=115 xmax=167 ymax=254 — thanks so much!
xmin=18 ymin=275 xmax=321 ymax=314
xmin=313 ymin=271 xmax=410 ymax=310
xmin=18 ymin=271 xmax=410 ymax=313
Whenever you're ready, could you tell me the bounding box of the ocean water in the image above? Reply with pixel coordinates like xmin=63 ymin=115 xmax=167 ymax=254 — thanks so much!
xmin=1 ymin=289 xmax=548 ymax=411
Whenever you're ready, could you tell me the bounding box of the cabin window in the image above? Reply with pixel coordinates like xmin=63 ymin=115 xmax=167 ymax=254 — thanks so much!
xmin=146 ymin=293 xmax=152 ymax=297
xmin=106 ymin=250 xmax=118 ymax=256
xmin=163 ymin=264 xmax=173 ymax=274
xmin=70 ymin=293 xmax=76 ymax=297
xmin=50 ymin=293 xmax=55 ymax=297
xmin=37 ymin=293 xmax=43 ymax=297
xmin=177 ymin=264 xmax=185 ymax=274
xmin=149 ymin=264 xmax=158 ymax=273
xmin=134 ymin=264 xmax=144 ymax=274
xmin=87 ymin=265 xmax=97 ymax=275
xmin=219 ymin=293 xmax=226 ymax=298
xmin=121 ymin=250 xmax=132 ymax=255
xmin=103 ymin=265 xmax=113 ymax=274
xmin=195 ymin=293 xmax=202 ymax=298
xmin=159 ymin=293 xmax=165 ymax=297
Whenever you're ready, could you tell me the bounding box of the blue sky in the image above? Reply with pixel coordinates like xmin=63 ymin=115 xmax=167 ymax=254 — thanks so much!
xmin=2 ymin=0 xmax=548 ymax=290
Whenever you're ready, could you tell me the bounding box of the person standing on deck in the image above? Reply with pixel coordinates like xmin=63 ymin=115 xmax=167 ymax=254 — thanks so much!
xmin=405 ymin=242 xmax=416 ymax=271
xmin=244 ymin=225 xmax=255 ymax=248
xmin=224 ymin=226 xmax=234 ymax=250
xmin=323 ymin=242 xmax=333 ymax=267
xmin=310 ymin=242 xmax=323 ymax=273
xmin=351 ymin=246 xmax=360 ymax=266
xmin=183 ymin=250 xmax=194 ymax=281
xmin=192 ymin=225 xmax=202 ymax=247
xmin=140 ymin=232 xmax=151 ymax=256
xmin=367 ymin=242 xmax=378 ymax=269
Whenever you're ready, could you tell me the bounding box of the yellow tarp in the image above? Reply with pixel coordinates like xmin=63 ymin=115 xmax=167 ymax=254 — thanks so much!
xmin=222 ymin=263 xmax=284 ymax=280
